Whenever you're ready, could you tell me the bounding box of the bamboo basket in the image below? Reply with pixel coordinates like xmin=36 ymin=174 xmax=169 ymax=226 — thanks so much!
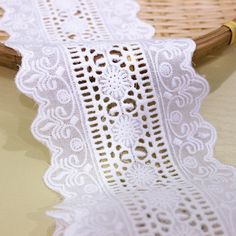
xmin=0 ymin=0 xmax=236 ymax=70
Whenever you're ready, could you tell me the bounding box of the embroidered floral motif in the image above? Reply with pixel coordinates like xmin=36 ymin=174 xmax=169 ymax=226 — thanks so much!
xmin=170 ymin=111 xmax=183 ymax=124
xmin=182 ymin=156 xmax=198 ymax=169
xmin=57 ymin=89 xmax=71 ymax=104
xmin=70 ymin=138 xmax=83 ymax=152
xmin=143 ymin=187 xmax=180 ymax=210
xmin=61 ymin=16 xmax=88 ymax=37
xmin=48 ymin=195 xmax=127 ymax=236
xmin=159 ymin=62 xmax=173 ymax=78
xmin=173 ymin=224 xmax=202 ymax=236
xmin=99 ymin=66 xmax=131 ymax=100
xmin=53 ymin=0 xmax=77 ymax=10
xmin=112 ymin=115 xmax=142 ymax=147
xmin=113 ymin=21 xmax=154 ymax=40
xmin=6 ymin=9 xmax=34 ymax=31
xmin=125 ymin=161 xmax=157 ymax=187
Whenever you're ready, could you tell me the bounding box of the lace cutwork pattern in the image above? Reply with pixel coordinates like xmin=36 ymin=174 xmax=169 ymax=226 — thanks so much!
xmin=0 ymin=0 xmax=236 ymax=236
xmin=37 ymin=0 xmax=112 ymax=41
xmin=0 ymin=0 xmax=154 ymax=43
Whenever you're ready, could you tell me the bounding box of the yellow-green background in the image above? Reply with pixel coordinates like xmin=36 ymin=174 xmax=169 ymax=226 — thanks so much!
xmin=0 ymin=45 xmax=236 ymax=235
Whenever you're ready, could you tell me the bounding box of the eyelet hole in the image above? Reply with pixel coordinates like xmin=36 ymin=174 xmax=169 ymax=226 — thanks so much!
xmin=0 ymin=30 xmax=10 ymax=41
xmin=0 ymin=8 xmax=5 ymax=18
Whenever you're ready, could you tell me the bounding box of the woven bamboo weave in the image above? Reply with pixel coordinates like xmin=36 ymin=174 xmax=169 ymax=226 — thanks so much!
xmin=138 ymin=0 xmax=236 ymax=38
xmin=0 ymin=0 xmax=236 ymax=69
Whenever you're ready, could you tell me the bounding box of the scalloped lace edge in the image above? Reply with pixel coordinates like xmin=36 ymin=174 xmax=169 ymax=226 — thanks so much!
xmin=0 ymin=1 xmax=236 ymax=236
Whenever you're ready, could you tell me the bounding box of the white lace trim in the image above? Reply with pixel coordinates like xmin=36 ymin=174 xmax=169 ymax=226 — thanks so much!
xmin=0 ymin=0 xmax=154 ymax=43
xmin=0 ymin=1 xmax=236 ymax=236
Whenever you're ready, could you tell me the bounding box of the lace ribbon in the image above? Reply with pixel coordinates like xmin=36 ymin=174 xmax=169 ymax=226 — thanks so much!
xmin=0 ymin=0 xmax=236 ymax=235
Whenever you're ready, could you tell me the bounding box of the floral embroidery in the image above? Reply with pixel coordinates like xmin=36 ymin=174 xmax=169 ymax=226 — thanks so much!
xmin=6 ymin=10 xmax=34 ymax=31
xmin=113 ymin=21 xmax=154 ymax=40
xmin=159 ymin=62 xmax=173 ymax=78
xmin=61 ymin=16 xmax=89 ymax=37
xmin=99 ymin=66 xmax=131 ymax=100
xmin=170 ymin=111 xmax=182 ymax=124
xmin=125 ymin=161 xmax=157 ymax=187
xmin=49 ymin=195 xmax=126 ymax=236
xmin=53 ymin=0 xmax=77 ymax=10
xmin=182 ymin=156 xmax=198 ymax=169
xmin=112 ymin=115 xmax=142 ymax=147
xmin=57 ymin=89 xmax=71 ymax=104
xmin=173 ymin=224 xmax=202 ymax=236
xmin=143 ymin=187 xmax=180 ymax=210
xmin=70 ymin=138 xmax=83 ymax=152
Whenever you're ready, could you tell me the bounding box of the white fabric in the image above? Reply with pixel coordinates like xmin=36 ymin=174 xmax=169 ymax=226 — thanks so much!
xmin=0 ymin=0 xmax=236 ymax=235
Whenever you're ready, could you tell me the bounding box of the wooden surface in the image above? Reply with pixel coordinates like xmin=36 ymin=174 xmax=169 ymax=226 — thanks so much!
xmin=0 ymin=44 xmax=236 ymax=236
xmin=138 ymin=0 xmax=236 ymax=38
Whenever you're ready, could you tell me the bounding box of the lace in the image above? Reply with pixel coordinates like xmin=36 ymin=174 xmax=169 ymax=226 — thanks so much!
xmin=0 ymin=1 xmax=236 ymax=236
